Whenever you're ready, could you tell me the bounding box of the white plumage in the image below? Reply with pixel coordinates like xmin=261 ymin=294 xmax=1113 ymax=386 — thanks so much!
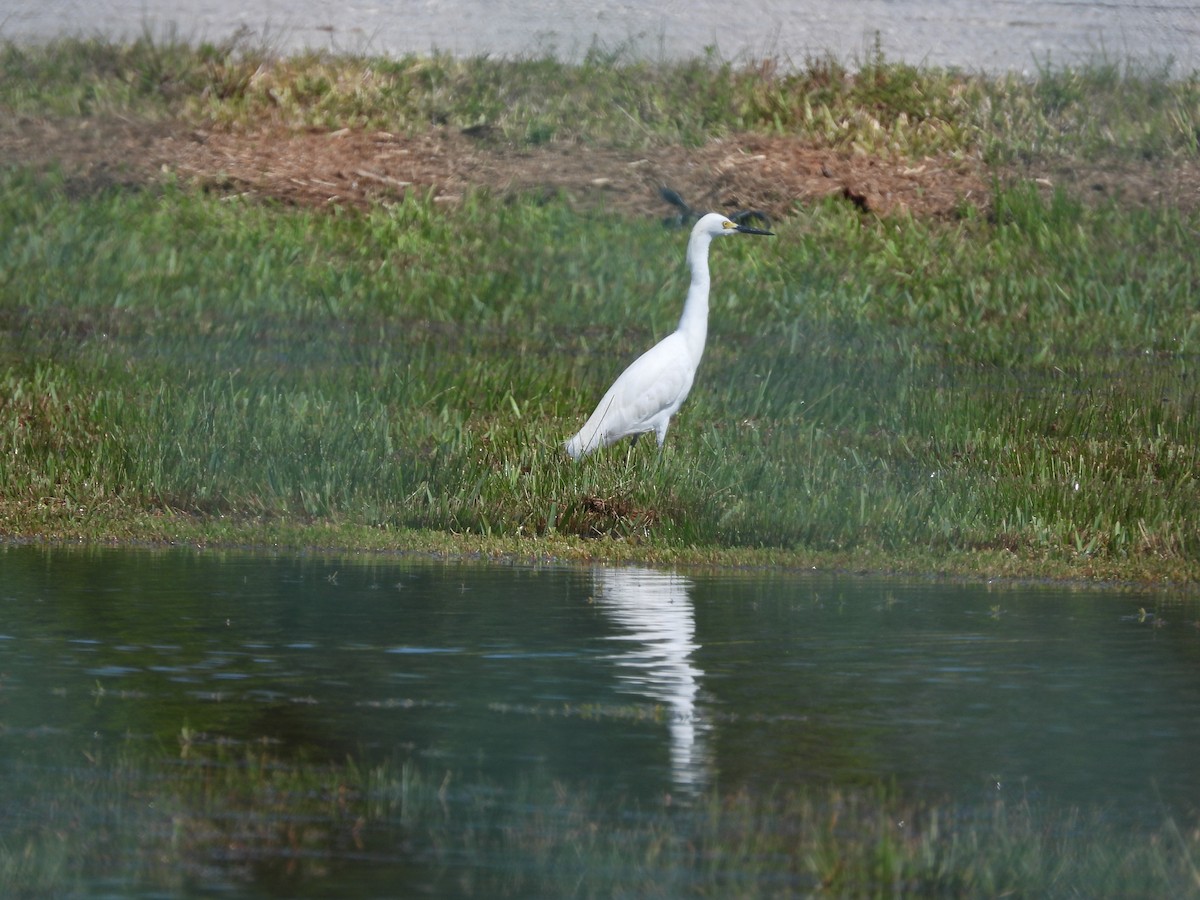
xmin=565 ymin=212 xmax=773 ymax=459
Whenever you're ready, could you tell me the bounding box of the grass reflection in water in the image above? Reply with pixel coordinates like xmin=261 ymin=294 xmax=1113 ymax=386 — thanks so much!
xmin=2 ymin=731 xmax=1197 ymax=898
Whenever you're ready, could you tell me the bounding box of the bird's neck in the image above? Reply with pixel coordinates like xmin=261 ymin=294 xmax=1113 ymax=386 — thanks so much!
xmin=678 ymin=232 xmax=712 ymax=362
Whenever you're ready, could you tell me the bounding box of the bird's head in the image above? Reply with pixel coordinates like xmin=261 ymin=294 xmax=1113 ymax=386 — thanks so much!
xmin=694 ymin=211 xmax=774 ymax=238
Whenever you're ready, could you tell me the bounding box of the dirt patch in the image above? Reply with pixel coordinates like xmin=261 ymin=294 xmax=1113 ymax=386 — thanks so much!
xmin=2 ymin=114 xmax=1197 ymax=220
xmin=0 ymin=114 xmax=985 ymax=219
xmin=1026 ymin=156 xmax=1200 ymax=210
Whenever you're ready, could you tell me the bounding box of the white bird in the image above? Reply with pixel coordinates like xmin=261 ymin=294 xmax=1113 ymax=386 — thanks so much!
xmin=564 ymin=212 xmax=774 ymax=459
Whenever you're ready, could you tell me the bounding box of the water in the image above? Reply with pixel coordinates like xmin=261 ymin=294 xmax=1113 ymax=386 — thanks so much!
xmin=2 ymin=0 xmax=1197 ymax=74
xmin=2 ymin=544 xmax=1199 ymax=894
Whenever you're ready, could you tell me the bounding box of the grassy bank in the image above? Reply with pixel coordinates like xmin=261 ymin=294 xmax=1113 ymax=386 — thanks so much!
xmin=4 ymin=740 xmax=1197 ymax=898
xmin=2 ymin=36 xmax=1200 ymax=584
xmin=2 ymin=31 xmax=1197 ymax=158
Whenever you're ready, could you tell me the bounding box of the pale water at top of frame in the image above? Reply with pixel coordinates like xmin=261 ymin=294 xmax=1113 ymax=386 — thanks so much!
xmin=2 ymin=0 xmax=1197 ymax=75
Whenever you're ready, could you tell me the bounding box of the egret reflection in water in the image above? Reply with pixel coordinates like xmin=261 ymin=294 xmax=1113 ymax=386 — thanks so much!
xmin=592 ymin=566 xmax=710 ymax=793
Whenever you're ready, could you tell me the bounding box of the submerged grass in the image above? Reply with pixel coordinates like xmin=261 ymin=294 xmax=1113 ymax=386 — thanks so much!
xmin=2 ymin=740 xmax=1197 ymax=898
xmin=1 ymin=36 xmax=1200 ymax=582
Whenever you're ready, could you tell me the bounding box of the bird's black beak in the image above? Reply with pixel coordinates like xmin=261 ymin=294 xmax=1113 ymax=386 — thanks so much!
xmin=735 ymin=224 xmax=774 ymax=236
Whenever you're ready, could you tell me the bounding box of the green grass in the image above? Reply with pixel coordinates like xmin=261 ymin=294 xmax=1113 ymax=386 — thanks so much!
xmin=2 ymin=37 xmax=1200 ymax=583
xmin=984 ymin=56 xmax=1200 ymax=162
xmin=1 ymin=168 xmax=1199 ymax=582
xmin=2 ymin=33 xmax=1197 ymax=158
xmin=3 ymin=739 xmax=1197 ymax=898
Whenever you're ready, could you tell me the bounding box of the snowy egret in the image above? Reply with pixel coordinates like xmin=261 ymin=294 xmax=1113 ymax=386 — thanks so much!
xmin=564 ymin=212 xmax=774 ymax=460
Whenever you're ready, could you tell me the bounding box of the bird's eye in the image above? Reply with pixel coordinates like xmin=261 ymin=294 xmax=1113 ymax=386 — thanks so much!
xmin=721 ymin=220 xmax=736 ymax=229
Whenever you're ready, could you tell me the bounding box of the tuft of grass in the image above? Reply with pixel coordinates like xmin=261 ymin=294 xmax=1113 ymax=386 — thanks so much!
xmin=984 ymin=55 xmax=1200 ymax=163
xmin=3 ymin=34 xmax=1197 ymax=159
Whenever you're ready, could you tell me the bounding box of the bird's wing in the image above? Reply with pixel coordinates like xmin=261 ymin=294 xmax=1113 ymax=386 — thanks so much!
xmin=612 ymin=342 xmax=693 ymax=423
xmin=576 ymin=335 xmax=693 ymax=447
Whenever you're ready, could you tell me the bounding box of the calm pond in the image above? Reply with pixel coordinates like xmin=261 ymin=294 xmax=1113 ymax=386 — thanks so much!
xmin=2 ymin=544 xmax=1198 ymax=895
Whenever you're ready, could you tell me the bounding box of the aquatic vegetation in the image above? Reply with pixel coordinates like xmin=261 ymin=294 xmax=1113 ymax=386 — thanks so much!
xmin=2 ymin=742 xmax=1197 ymax=897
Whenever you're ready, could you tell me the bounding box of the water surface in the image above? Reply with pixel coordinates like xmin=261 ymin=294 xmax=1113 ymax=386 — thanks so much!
xmin=1 ymin=545 xmax=1198 ymax=893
